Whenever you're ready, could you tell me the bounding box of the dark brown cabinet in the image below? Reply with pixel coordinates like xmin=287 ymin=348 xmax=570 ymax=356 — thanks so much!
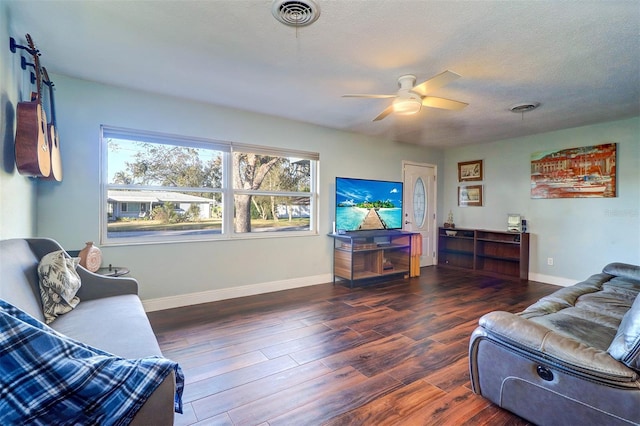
xmin=438 ymin=227 xmax=530 ymax=280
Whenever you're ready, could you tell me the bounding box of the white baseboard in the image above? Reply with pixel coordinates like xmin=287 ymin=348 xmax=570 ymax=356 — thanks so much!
xmin=142 ymin=273 xmax=334 ymax=312
xmin=529 ymin=272 xmax=577 ymax=287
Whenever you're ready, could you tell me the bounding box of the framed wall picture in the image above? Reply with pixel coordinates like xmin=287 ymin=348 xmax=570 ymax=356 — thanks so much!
xmin=530 ymin=143 xmax=617 ymax=199
xmin=459 ymin=185 xmax=483 ymax=207
xmin=458 ymin=160 xmax=483 ymax=182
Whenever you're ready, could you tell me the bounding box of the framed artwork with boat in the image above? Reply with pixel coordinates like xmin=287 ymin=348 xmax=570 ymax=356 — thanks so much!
xmin=531 ymin=143 xmax=617 ymax=199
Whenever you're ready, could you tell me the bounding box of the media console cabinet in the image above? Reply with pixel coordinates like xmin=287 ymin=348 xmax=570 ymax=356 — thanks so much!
xmin=437 ymin=227 xmax=530 ymax=280
xmin=329 ymin=230 xmax=417 ymax=287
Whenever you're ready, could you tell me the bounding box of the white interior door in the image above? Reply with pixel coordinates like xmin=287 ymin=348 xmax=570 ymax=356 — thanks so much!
xmin=403 ymin=162 xmax=437 ymax=267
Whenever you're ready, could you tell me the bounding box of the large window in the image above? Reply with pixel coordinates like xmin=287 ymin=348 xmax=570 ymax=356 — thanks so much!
xmin=101 ymin=126 xmax=318 ymax=245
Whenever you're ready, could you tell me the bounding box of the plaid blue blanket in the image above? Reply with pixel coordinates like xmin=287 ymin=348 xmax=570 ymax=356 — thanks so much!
xmin=0 ymin=299 xmax=183 ymax=425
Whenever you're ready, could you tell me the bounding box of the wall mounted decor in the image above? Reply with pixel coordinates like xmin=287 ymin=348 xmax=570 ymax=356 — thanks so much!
xmin=10 ymin=34 xmax=62 ymax=180
xmin=458 ymin=159 xmax=483 ymax=182
xmin=459 ymin=185 xmax=483 ymax=207
xmin=531 ymin=143 xmax=617 ymax=199
xmin=13 ymin=34 xmax=51 ymax=178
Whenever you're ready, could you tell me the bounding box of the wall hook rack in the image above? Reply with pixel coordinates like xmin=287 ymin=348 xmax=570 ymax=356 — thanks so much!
xmin=19 ymin=57 xmax=36 ymax=84
xmin=9 ymin=36 xmax=37 ymax=56
xmin=21 ymin=56 xmax=33 ymax=70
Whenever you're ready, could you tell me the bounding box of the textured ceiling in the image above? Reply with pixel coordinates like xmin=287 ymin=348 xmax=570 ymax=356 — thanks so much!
xmin=5 ymin=0 xmax=640 ymax=147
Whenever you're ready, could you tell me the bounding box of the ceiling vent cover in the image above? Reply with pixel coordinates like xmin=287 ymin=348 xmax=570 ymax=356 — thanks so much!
xmin=509 ymin=102 xmax=540 ymax=113
xmin=272 ymin=0 xmax=320 ymax=27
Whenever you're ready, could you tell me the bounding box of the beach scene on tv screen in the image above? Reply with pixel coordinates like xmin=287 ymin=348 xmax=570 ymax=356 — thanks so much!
xmin=336 ymin=178 xmax=403 ymax=231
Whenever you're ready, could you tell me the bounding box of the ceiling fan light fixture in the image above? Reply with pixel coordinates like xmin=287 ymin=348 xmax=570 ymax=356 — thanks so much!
xmin=342 ymin=71 xmax=466 ymax=121
xmin=393 ymin=95 xmax=422 ymax=115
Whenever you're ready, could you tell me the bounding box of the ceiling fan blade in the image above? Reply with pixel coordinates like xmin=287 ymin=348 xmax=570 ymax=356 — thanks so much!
xmin=342 ymin=94 xmax=396 ymax=99
xmin=422 ymin=96 xmax=468 ymax=111
xmin=373 ymin=104 xmax=395 ymax=121
xmin=412 ymin=70 xmax=461 ymax=96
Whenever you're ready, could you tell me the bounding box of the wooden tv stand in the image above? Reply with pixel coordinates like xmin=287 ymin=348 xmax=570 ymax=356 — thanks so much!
xmin=328 ymin=230 xmax=417 ymax=287
xmin=437 ymin=227 xmax=530 ymax=280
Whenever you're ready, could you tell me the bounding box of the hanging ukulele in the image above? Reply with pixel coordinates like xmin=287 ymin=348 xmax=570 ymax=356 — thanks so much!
xmin=15 ymin=34 xmax=51 ymax=178
xmin=42 ymin=67 xmax=63 ymax=181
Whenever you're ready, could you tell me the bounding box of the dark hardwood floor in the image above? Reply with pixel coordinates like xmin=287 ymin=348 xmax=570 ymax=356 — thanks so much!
xmin=148 ymin=266 xmax=559 ymax=425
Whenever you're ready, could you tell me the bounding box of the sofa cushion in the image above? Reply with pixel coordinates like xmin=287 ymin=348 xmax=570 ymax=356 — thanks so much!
xmin=520 ymin=272 xmax=636 ymax=351
xmin=37 ymin=250 xmax=82 ymax=324
xmin=51 ymin=294 xmax=163 ymax=359
xmin=608 ymin=293 xmax=640 ymax=371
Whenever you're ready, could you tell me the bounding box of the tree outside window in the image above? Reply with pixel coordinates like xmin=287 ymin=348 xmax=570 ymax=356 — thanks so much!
xmin=101 ymin=126 xmax=318 ymax=244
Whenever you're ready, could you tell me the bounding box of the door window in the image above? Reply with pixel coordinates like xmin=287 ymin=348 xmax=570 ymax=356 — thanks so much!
xmin=413 ymin=177 xmax=426 ymax=228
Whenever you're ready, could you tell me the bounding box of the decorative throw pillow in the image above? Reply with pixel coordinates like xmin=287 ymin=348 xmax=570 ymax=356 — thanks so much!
xmin=37 ymin=250 xmax=82 ymax=324
xmin=608 ymin=293 xmax=640 ymax=371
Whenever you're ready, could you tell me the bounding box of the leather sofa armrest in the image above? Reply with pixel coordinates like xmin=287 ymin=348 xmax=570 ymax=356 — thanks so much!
xmin=477 ymin=311 xmax=638 ymax=382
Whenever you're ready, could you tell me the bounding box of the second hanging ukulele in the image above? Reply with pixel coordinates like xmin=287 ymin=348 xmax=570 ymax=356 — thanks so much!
xmin=42 ymin=67 xmax=62 ymax=181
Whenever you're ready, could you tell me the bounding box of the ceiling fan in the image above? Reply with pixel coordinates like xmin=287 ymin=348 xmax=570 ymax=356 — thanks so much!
xmin=342 ymin=70 xmax=468 ymax=121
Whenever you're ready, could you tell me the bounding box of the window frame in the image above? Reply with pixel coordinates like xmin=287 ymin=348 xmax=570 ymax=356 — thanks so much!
xmin=100 ymin=126 xmax=319 ymax=246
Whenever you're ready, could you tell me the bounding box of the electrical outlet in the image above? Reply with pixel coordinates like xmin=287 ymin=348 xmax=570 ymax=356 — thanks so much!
xmin=547 ymin=257 xmax=554 ymax=266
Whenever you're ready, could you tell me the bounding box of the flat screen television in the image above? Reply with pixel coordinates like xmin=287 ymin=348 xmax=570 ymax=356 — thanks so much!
xmin=335 ymin=177 xmax=403 ymax=232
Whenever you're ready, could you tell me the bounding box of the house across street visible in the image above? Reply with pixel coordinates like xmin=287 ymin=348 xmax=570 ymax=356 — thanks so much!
xmin=107 ymin=190 xmax=216 ymax=221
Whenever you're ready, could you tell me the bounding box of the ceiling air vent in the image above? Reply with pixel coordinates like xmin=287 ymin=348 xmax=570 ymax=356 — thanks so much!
xmin=272 ymin=0 xmax=320 ymax=27
xmin=509 ymin=102 xmax=540 ymax=113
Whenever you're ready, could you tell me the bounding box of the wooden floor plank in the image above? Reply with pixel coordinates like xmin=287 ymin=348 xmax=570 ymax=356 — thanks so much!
xmin=212 ymin=322 xmax=332 ymax=359
xmin=422 ymin=355 xmax=473 ymax=393
xmin=191 ymin=360 xmax=333 ymax=420
xmin=427 ymin=317 xmax=480 ymax=345
xmin=183 ymin=355 xmax=299 ymax=403
xmin=173 ymin=403 xmax=198 ymax=426
xmin=260 ymin=325 xmax=361 ymax=360
xmin=323 ymin=306 xmax=412 ymax=333
xmin=288 ymin=329 xmax=382 ymax=365
xmin=399 ymin=384 xmax=493 ymax=425
xmin=185 ymin=318 xmax=309 ymax=349
xmin=370 ymin=310 xmax=439 ymax=337
xmin=385 ymin=340 xmax=469 ymax=387
xmin=321 ymin=334 xmax=434 ymax=378
xmin=182 ymin=350 xmax=268 ymax=384
xmin=323 ymin=379 xmax=447 ymax=426
xmin=268 ymin=372 xmax=402 ymax=426
xmin=227 ymin=366 xmax=368 ymax=425
xmin=461 ymin=402 xmax=533 ymax=426
xmin=146 ymin=266 xmax=556 ymax=425
xmin=401 ymin=310 xmax=470 ymax=341
xmin=295 ymin=301 xmax=374 ymax=326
